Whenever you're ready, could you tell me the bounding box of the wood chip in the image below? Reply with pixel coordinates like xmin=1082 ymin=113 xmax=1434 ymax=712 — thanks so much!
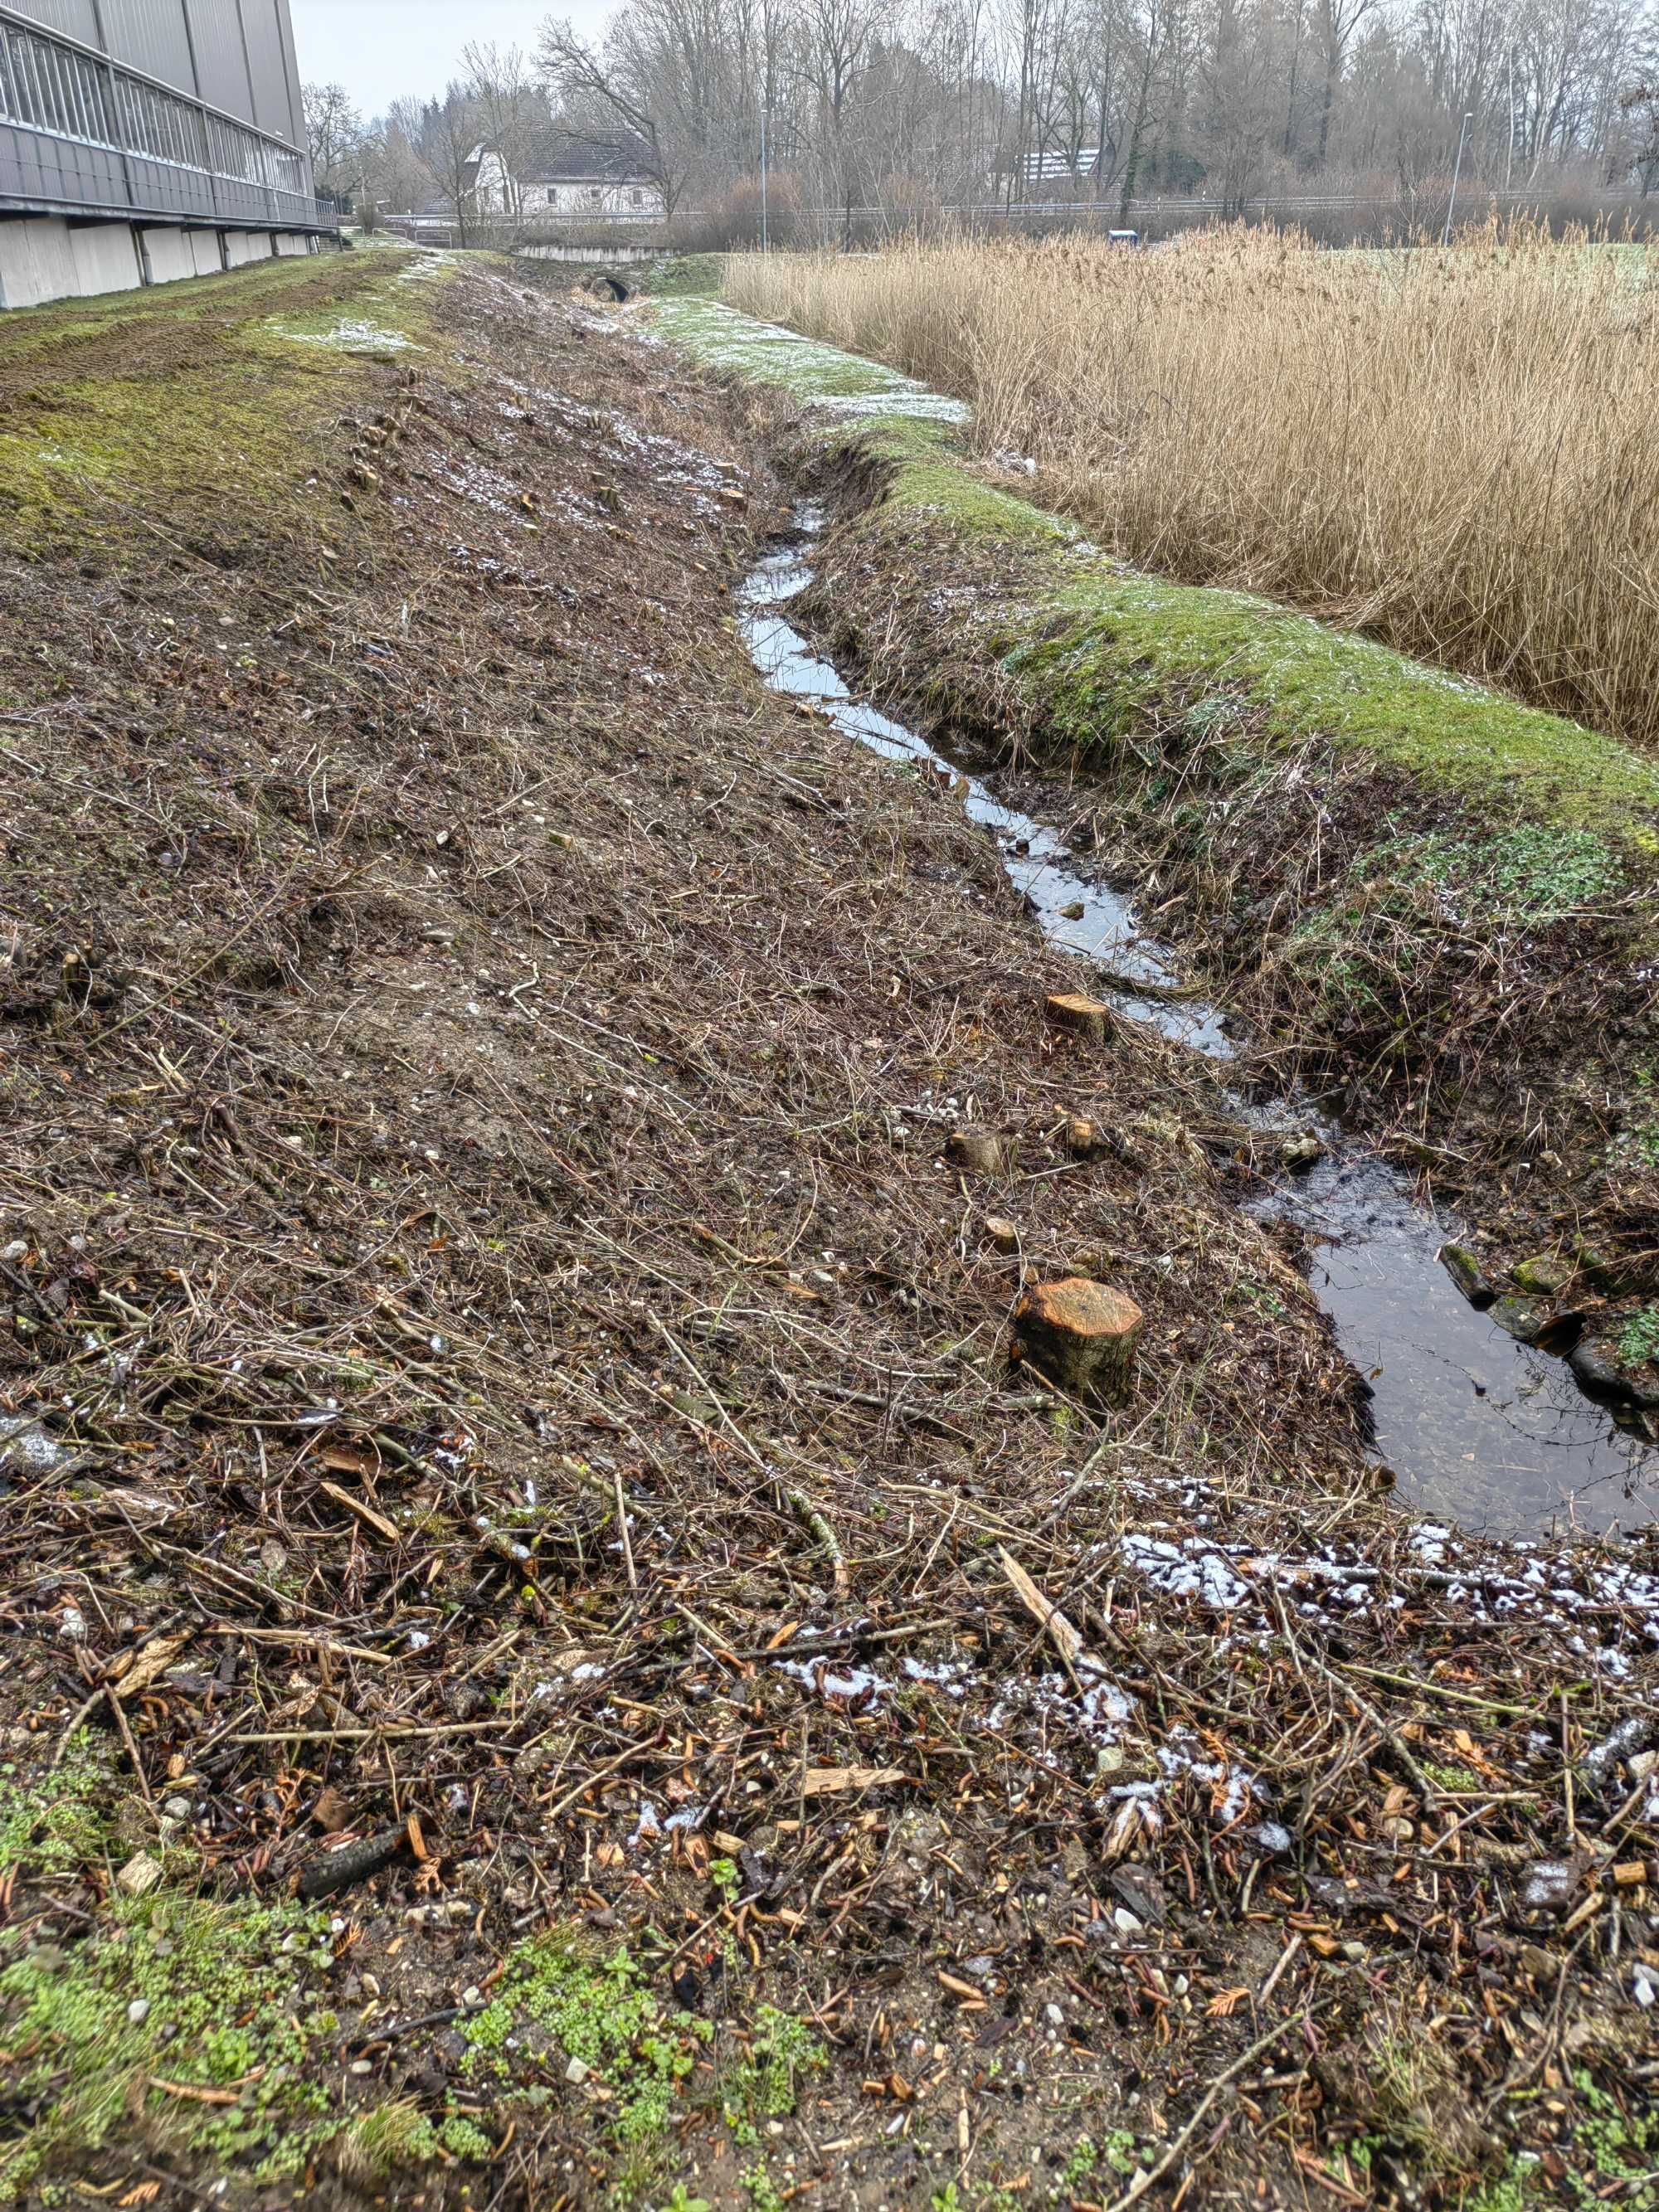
xmin=319 ymin=1480 xmax=400 ymax=1544
xmin=999 ymin=1546 xmax=1087 ymax=1671
xmin=107 ymin=1632 xmax=190 ymax=1701
xmin=800 ymin=1764 xmax=910 ymax=1796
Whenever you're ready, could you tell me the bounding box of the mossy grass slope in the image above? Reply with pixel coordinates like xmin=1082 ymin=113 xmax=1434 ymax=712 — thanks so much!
xmin=0 ymin=241 xmax=461 ymax=559
xmin=658 ymin=297 xmax=1659 ymax=843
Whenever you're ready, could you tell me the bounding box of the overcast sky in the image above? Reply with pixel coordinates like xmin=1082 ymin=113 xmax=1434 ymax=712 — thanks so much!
xmin=288 ymin=1 xmax=612 ymax=119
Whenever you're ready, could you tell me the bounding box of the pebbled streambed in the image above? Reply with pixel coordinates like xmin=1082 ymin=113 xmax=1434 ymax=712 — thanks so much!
xmin=742 ymin=512 xmax=1658 ymax=1540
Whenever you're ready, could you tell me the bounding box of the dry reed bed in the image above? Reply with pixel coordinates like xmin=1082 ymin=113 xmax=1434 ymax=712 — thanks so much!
xmin=727 ymin=225 xmax=1659 ymax=751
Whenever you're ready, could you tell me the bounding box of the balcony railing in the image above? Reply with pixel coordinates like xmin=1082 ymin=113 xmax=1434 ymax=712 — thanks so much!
xmin=0 ymin=6 xmax=329 ymax=231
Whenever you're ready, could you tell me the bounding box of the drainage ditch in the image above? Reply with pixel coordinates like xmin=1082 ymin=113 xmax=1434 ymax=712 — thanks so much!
xmin=742 ymin=509 xmax=1659 ymax=1541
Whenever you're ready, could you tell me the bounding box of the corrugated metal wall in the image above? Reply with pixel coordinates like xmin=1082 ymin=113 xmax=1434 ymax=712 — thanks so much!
xmin=6 ymin=1 xmax=309 ymax=157
xmin=183 ymin=0 xmax=255 ymax=120
xmin=236 ymin=0 xmax=289 ymax=142
xmin=10 ymin=0 xmax=100 ymax=36
xmin=95 ymin=0 xmax=196 ymax=90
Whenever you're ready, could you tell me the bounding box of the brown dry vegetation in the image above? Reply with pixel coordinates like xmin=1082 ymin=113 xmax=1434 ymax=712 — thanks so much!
xmin=725 ymin=224 xmax=1659 ymax=749
xmin=0 ymin=250 xmax=1654 ymax=2212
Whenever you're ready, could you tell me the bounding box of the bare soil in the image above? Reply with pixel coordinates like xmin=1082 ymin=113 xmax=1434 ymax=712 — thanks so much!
xmin=0 ymin=256 xmax=1654 ymax=2212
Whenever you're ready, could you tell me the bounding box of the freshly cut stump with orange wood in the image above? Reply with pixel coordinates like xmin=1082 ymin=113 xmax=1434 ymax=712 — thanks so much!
xmin=1045 ymin=991 xmax=1116 ymax=1043
xmin=1014 ymin=1276 xmax=1144 ymax=1405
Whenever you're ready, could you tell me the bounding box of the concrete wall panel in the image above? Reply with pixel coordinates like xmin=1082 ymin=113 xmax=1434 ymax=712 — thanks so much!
xmin=139 ymin=223 xmax=196 ymax=283
xmin=224 ymin=228 xmax=271 ymax=265
xmin=272 ymin=229 xmax=308 ymax=255
xmin=185 ymin=226 xmax=222 ymax=274
xmin=0 ymin=215 xmax=78 ymax=309
xmin=70 ymin=221 xmax=144 ymax=295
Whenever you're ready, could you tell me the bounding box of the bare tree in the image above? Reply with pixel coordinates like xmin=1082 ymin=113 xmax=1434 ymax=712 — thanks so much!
xmin=536 ymin=15 xmax=690 ymax=215
xmin=425 ymin=83 xmax=489 ymax=243
xmin=303 ymin=82 xmax=370 ymax=204
xmin=462 ymin=43 xmax=548 ymax=216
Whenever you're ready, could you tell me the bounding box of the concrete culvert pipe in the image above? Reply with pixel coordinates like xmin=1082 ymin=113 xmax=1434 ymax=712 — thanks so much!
xmin=588 ymin=274 xmax=632 ymax=303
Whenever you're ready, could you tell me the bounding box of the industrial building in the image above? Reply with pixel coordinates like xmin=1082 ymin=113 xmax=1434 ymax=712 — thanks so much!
xmin=0 ymin=0 xmax=332 ymax=310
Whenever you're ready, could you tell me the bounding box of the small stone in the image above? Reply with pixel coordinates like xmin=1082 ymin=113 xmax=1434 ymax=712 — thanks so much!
xmin=985 ymin=1216 xmax=1020 ymax=1254
xmin=128 ymin=1999 xmax=151 ymax=2025
xmin=1278 ymin=1132 xmax=1325 ymax=1172
xmin=1044 ymin=2002 xmax=1065 ymax=2027
xmin=1059 ymin=900 xmax=1086 ymax=921
xmin=1014 ymin=1277 xmax=1144 ymax=1406
xmin=566 ymin=2056 xmax=591 ymax=2084
xmin=1569 ymin=1338 xmax=1659 ymax=1407
xmin=946 ymin=1130 xmax=1010 ymax=1176
xmin=461 ymin=1986 xmax=483 ymax=2007
xmin=1044 ymin=991 xmax=1116 ymax=1044
xmin=350 ymin=2059 xmax=373 ymax=2075
xmin=1112 ymin=1907 xmax=1141 ymax=1936
xmin=117 ymin=1850 xmax=163 ymax=1898
xmin=163 ymin=1796 xmax=191 ymax=1821
xmin=1438 ymin=1242 xmax=1495 ymax=1309
xmin=1514 ymin=1253 xmax=1573 ymax=1296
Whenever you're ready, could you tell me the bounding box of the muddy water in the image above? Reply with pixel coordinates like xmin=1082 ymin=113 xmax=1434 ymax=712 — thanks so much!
xmin=742 ymin=522 xmax=1659 ymax=1540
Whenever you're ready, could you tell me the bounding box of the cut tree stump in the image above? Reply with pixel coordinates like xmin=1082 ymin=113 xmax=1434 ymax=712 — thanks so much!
xmin=1045 ymin=992 xmax=1116 ymax=1044
xmin=947 ymin=1130 xmax=1010 ymax=1175
xmin=985 ymin=1216 xmax=1020 ymax=1254
xmin=1014 ymin=1276 xmax=1144 ymax=1406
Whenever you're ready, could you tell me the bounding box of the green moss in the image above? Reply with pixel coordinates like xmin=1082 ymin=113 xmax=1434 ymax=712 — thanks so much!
xmin=461 ymin=1934 xmax=694 ymax=2148
xmin=651 ymin=297 xmax=970 ymax=428
xmin=1353 ymin=826 xmax=1626 ymax=923
xmin=0 ymin=1888 xmax=341 ymax=2198
xmin=440 ymin=2113 xmax=497 ymax=2161
xmin=1423 ymin=1762 xmax=1484 ymax=1792
xmin=636 ymin=255 xmax=726 ymax=299
xmin=999 ymin=582 xmax=1659 ymax=833
xmin=0 ymin=1733 xmax=113 ymax=1876
xmin=1457 ymin=2165 xmax=1536 ymax=2212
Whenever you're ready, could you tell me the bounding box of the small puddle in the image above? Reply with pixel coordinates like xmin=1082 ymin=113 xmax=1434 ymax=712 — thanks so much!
xmin=742 ymin=513 xmax=1659 ymax=1539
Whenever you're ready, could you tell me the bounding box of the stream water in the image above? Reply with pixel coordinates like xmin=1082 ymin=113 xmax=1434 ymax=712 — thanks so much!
xmin=742 ymin=516 xmax=1659 ymax=1541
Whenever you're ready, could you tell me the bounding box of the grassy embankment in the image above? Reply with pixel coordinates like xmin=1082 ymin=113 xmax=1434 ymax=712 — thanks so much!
xmin=726 ymin=228 xmax=1659 ymax=752
xmin=658 ymin=280 xmax=1659 ymax=1316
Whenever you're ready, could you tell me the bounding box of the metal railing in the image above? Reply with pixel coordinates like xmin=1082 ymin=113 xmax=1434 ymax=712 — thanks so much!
xmin=0 ymin=5 xmax=328 ymax=231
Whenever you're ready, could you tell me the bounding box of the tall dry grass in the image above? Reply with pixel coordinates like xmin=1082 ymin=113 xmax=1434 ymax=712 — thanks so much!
xmin=726 ymin=224 xmax=1659 ymax=751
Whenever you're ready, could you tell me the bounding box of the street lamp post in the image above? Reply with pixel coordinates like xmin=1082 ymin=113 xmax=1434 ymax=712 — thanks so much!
xmin=1443 ymin=109 xmax=1474 ymax=247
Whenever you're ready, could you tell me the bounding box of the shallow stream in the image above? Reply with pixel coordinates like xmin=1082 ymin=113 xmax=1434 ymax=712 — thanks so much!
xmin=742 ymin=516 xmax=1658 ymax=1540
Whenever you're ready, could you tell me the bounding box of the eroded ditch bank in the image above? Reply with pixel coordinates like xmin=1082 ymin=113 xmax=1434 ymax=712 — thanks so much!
xmin=641 ymin=289 xmax=1659 ymax=1539
xmin=742 ymin=509 xmax=1656 ymax=1540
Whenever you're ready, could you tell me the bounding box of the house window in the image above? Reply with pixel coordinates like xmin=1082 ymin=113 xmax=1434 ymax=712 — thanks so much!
xmin=630 ymin=189 xmax=643 ymax=207
xmin=586 ymin=186 xmax=601 ymax=203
